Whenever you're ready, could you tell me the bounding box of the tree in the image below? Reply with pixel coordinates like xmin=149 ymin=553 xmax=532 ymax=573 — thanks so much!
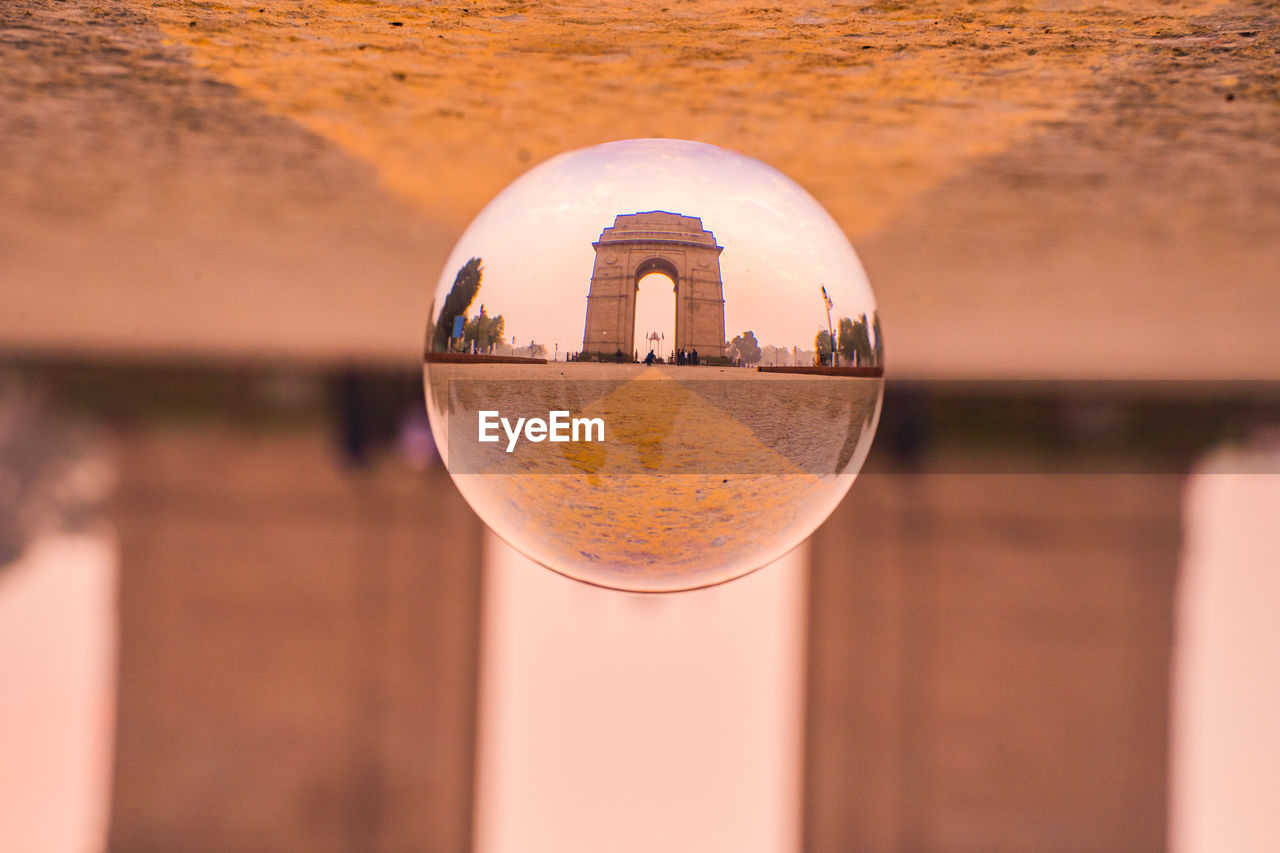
xmin=430 ymin=257 xmax=483 ymax=352
xmin=474 ymin=305 xmax=491 ymax=352
xmin=462 ymin=315 xmax=480 ymax=353
xmin=814 ymin=329 xmax=833 ymax=365
xmin=871 ymin=310 xmax=884 ymax=367
xmin=837 ymin=316 xmax=856 ymax=365
xmin=462 ymin=304 xmax=495 ymax=354
xmin=837 ymin=315 xmax=874 ymax=366
xmin=856 ymin=315 xmax=874 ymax=366
xmin=485 ymin=314 xmax=505 ymax=353
xmin=730 ymin=330 xmax=762 ymax=365
xmin=849 ymin=313 xmax=870 ymax=363
xmin=529 ymin=342 xmax=547 ymax=359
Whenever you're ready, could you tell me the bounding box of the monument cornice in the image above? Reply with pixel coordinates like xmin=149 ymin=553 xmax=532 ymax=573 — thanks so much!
xmin=593 ymin=235 xmax=724 ymax=253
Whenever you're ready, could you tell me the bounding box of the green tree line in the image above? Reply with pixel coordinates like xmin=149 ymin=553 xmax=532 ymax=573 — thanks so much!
xmin=814 ymin=311 xmax=883 ymax=367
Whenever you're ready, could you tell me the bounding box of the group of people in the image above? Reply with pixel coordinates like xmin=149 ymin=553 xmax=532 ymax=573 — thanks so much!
xmin=625 ymin=347 xmax=704 ymax=365
xmin=639 ymin=347 xmax=700 ymax=365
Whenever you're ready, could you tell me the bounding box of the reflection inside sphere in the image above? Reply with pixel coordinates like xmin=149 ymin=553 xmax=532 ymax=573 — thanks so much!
xmin=424 ymin=139 xmax=883 ymax=592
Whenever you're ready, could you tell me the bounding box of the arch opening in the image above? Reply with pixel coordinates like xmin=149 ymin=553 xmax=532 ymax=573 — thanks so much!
xmin=633 ymin=269 xmax=676 ymax=361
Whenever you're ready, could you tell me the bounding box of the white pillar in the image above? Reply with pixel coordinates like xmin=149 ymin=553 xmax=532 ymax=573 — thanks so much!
xmin=473 ymin=532 xmax=809 ymax=853
xmin=1171 ymin=446 xmax=1280 ymax=852
xmin=0 ymin=532 xmax=117 ymax=853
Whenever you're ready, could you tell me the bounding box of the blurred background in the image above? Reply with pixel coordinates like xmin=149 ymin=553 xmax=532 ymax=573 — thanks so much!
xmin=2 ymin=1 xmax=1278 ymax=851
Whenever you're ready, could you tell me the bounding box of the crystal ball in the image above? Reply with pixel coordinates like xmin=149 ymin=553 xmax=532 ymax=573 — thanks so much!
xmin=424 ymin=139 xmax=882 ymax=592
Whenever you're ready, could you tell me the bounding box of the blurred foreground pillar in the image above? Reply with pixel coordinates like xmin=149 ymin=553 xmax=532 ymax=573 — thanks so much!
xmin=0 ymin=531 xmax=117 ymax=853
xmin=108 ymin=426 xmax=481 ymax=851
xmin=807 ymin=472 xmax=1178 ymax=850
xmin=474 ymin=533 xmax=808 ymax=853
xmin=1171 ymin=446 xmax=1280 ymax=852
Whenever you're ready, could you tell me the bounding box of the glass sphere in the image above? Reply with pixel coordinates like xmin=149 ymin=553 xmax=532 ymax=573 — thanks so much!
xmin=424 ymin=139 xmax=882 ymax=592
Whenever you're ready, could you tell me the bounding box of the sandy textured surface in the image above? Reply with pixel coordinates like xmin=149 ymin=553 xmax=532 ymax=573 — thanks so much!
xmin=426 ymin=363 xmax=880 ymax=589
xmin=2 ymin=0 xmax=1278 ymax=376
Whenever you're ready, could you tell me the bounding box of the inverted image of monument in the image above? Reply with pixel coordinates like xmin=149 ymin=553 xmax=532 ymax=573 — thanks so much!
xmin=581 ymin=212 xmax=726 ymax=358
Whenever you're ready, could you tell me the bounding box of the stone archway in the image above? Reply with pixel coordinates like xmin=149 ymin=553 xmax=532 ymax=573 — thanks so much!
xmin=581 ymin=211 xmax=726 ymax=358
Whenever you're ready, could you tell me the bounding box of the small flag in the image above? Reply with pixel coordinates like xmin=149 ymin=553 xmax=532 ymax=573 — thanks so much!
xmin=821 ymin=286 xmax=833 ymax=311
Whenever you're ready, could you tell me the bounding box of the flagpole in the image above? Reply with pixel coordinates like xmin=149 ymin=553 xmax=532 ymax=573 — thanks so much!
xmin=821 ymin=285 xmax=836 ymax=366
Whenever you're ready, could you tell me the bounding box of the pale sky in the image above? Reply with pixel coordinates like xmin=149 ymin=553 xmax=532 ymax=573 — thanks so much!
xmin=431 ymin=139 xmax=876 ymax=356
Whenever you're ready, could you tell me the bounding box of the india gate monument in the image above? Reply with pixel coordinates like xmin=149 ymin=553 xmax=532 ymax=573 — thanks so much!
xmin=582 ymin=211 xmax=726 ymax=358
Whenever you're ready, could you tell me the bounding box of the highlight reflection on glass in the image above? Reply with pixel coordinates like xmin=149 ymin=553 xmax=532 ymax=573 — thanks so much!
xmin=424 ymin=139 xmax=883 ymax=592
